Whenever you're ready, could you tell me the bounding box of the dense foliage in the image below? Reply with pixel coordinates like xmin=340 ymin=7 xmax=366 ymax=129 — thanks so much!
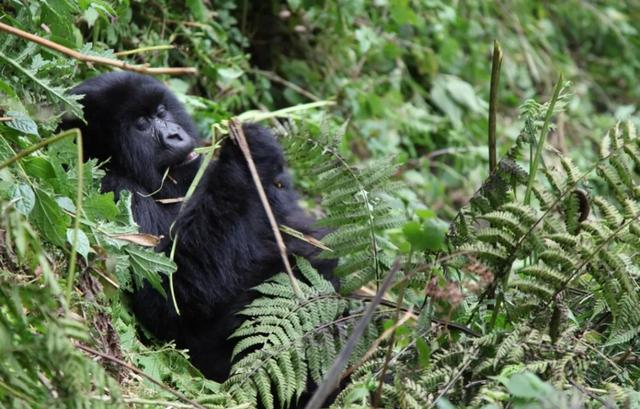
xmin=1 ymin=1 xmax=640 ymax=408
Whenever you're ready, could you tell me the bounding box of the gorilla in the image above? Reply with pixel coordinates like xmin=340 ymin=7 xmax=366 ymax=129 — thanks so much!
xmin=62 ymin=72 xmax=337 ymax=382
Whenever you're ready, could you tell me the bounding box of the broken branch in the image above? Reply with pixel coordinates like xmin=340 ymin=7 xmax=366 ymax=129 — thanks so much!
xmin=0 ymin=21 xmax=196 ymax=75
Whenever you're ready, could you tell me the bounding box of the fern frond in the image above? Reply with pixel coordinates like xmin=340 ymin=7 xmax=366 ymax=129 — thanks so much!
xmin=225 ymin=260 xmax=378 ymax=408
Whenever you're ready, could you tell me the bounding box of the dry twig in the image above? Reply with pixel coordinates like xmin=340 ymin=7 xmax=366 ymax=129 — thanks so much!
xmin=0 ymin=21 xmax=196 ymax=75
xmin=228 ymin=119 xmax=303 ymax=298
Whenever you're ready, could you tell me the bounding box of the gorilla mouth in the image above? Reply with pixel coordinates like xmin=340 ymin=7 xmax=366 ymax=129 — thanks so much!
xmin=178 ymin=151 xmax=199 ymax=166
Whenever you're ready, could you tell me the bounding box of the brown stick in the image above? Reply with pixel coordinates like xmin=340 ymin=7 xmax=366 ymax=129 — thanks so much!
xmin=0 ymin=21 xmax=196 ymax=75
xmin=228 ymin=119 xmax=303 ymax=298
xmin=75 ymin=344 xmax=206 ymax=409
xmin=488 ymin=40 xmax=503 ymax=173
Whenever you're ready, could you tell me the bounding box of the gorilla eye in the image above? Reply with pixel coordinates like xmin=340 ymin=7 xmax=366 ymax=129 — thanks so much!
xmin=157 ymin=104 xmax=167 ymax=118
xmin=274 ymin=180 xmax=284 ymax=189
xmin=135 ymin=117 xmax=149 ymax=130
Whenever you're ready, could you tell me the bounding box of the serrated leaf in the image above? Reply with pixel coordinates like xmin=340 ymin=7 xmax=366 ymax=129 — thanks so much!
xmin=106 ymin=252 xmax=132 ymax=290
xmin=116 ymin=191 xmax=136 ymax=225
xmin=0 ymin=51 xmax=83 ymax=117
xmin=84 ymin=192 xmax=119 ymax=221
xmin=31 ymin=188 xmax=70 ymax=247
xmin=125 ymin=246 xmax=175 ymax=295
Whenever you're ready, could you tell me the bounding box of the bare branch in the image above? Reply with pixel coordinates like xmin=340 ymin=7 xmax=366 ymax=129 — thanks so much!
xmin=0 ymin=22 xmax=196 ymax=75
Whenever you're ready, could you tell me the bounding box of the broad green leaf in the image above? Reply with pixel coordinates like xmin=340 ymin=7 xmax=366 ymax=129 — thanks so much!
xmin=10 ymin=183 xmax=36 ymax=215
xmin=56 ymin=196 xmax=77 ymax=213
xmin=31 ymin=188 xmax=70 ymax=247
xmin=41 ymin=1 xmax=82 ymax=48
xmin=0 ymin=134 xmax=15 ymax=161
xmin=402 ymin=218 xmax=447 ymax=252
xmin=106 ymin=252 xmax=132 ymax=290
xmin=23 ymin=157 xmax=56 ymax=179
xmin=435 ymin=399 xmax=457 ymax=409
xmin=186 ymin=0 xmax=206 ymax=21
xmin=445 ymin=76 xmax=486 ymax=114
xmin=83 ymin=8 xmax=99 ymax=27
xmin=0 ymin=79 xmax=17 ymax=97
xmin=67 ymin=228 xmax=90 ymax=261
xmin=402 ymin=221 xmax=427 ymax=250
xmin=84 ymin=192 xmax=119 ymax=221
xmin=415 ymin=337 xmax=430 ymax=368
xmin=422 ymin=218 xmax=448 ymax=251
xmin=344 ymin=384 xmax=370 ymax=404
xmin=503 ymin=372 xmax=554 ymax=399
xmin=287 ymin=0 xmax=301 ymax=10
xmin=217 ymin=67 xmax=244 ymax=82
xmin=431 ymin=80 xmax=462 ymax=127
xmin=390 ymin=0 xmax=418 ymax=24
xmin=5 ymin=111 xmax=38 ymax=136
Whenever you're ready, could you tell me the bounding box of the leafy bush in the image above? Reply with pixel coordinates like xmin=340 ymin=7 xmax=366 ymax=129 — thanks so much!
xmin=2 ymin=1 xmax=640 ymax=408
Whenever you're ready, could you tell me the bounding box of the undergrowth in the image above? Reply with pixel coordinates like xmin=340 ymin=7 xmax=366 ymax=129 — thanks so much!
xmin=2 ymin=2 xmax=640 ymax=409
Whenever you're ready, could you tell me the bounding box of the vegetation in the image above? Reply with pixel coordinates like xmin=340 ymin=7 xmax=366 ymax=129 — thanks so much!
xmin=2 ymin=1 xmax=640 ymax=408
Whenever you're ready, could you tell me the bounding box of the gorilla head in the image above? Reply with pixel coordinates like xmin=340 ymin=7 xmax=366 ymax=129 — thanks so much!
xmin=65 ymin=72 xmax=200 ymax=191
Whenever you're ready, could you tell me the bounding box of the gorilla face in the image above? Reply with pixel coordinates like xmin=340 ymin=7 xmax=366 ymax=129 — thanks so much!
xmin=126 ymin=101 xmax=198 ymax=169
xmin=213 ymin=123 xmax=303 ymax=222
xmin=63 ymin=72 xmax=202 ymax=193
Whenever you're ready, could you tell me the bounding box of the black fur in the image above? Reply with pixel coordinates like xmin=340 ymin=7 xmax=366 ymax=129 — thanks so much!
xmin=63 ymin=72 xmax=337 ymax=382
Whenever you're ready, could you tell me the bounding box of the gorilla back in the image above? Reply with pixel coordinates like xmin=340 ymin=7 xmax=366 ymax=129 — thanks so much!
xmin=62 ymin=72 xmax=336 ymax=382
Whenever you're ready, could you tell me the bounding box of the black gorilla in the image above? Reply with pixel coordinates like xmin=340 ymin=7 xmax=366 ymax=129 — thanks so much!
xmin=63 ymin=72 xmax=336 ymax=382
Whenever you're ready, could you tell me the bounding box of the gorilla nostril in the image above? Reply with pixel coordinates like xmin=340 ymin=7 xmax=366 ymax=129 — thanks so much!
xmin=167 ymin=133 xmax=182 ymax=141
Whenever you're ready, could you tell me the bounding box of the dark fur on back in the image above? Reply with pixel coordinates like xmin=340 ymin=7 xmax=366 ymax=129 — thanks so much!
xmin=62 ymin=72 xmax=337 ymax=386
